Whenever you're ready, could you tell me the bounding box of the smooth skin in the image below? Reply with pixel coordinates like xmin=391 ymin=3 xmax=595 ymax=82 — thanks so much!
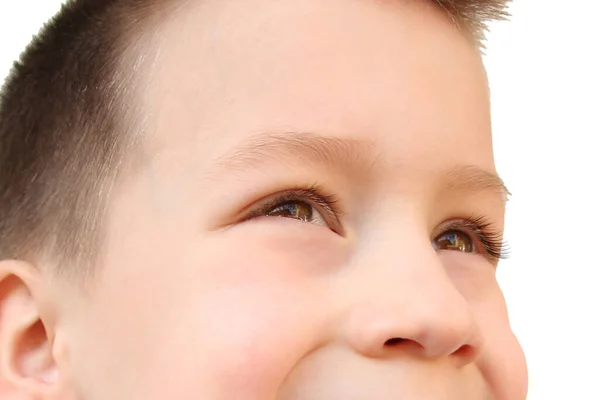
xmin=0 ymin=0 xmax=528 ymax=399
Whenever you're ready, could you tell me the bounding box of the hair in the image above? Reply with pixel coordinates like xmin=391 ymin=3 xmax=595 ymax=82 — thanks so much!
xmin=0 ymin=0 xmax=511 ymax=278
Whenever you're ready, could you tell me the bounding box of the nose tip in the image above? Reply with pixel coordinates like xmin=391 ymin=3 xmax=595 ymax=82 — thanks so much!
xmin=343 ymin=300 xmax=484 ymax=367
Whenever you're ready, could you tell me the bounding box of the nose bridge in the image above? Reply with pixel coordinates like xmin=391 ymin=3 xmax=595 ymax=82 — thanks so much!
xmin=338 ymin=227 xmax=483 ymax=364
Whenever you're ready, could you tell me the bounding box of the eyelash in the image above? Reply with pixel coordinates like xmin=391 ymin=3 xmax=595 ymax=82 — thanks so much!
xmin=440 ymin=216 xmax=510 ymax=262
xmin=245 ymin=186 xmax=509 ymax=262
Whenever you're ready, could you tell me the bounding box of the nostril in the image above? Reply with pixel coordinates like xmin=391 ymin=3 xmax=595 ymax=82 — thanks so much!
xmin=452 ymin=344 xmax=477 ymax=360
xmin=384 ymin=337 xmax=405 ymax=346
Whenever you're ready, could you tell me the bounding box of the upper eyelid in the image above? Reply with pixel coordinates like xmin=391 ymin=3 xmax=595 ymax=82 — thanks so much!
xmin=438 ymin=217 xmax=499 ymax=235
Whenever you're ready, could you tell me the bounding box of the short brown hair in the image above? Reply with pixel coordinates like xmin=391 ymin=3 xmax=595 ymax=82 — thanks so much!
xmin=435 ymin=0 xmax=511 ymax=47
xmin=0 ymin=0 xmax=510 ymax=277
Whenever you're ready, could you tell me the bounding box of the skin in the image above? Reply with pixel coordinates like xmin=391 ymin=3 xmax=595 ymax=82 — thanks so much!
xmin=0 ymin=0 xmax=528 ymax=399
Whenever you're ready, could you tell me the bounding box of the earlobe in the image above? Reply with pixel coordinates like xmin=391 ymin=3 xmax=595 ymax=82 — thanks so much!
xmin=0 ymin=260 xmax=60 ymax=399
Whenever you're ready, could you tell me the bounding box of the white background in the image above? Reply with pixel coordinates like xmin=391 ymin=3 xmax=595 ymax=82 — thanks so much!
xmin=1 ymin=1 xmax=599 ymax=398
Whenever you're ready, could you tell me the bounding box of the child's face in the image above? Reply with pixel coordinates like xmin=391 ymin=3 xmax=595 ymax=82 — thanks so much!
xmin=53 ymin=0 xmax=527 ymax=398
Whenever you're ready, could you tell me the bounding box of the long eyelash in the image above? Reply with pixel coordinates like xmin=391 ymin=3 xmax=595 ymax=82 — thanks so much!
xmin=446 ymin=215 xmax=510 ymax=261
xmin=296 ymin=183 xmax=342 ymax=218
xmin=243 ymin=183 xmax=343 ymax=229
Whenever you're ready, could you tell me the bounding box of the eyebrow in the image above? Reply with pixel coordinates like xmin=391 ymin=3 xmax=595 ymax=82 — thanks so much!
xmin=440 ymin=165 xmax=511 ymax=203
xmin=208 ymin=130 xmax=379 ymax=177
xmin=207 ymin=130 xmax=510 ymax=202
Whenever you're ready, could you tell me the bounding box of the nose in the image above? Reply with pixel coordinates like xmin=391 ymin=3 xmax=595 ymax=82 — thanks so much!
xmin=339 ymin=240 xmax=484 ymax=367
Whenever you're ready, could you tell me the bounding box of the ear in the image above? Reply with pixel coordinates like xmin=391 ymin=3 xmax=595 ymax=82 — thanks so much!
xmin=0 ymin=259 xmax=63 ymax=399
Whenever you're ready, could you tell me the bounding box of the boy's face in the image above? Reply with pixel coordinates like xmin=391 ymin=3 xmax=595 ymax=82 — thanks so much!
xmin=52 ymin=0 xmax=527 ymax=398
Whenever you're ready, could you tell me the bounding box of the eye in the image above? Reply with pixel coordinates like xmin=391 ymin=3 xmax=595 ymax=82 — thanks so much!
xmin=241 ymin=185 xmax=343 ymax=234
xmin=265 ymin=201 xmax=328 ymax=227
xmin=432 ymin=216 xmax=509 ymax=263
xmin=433 ymin=230 xmax=474 ymax=253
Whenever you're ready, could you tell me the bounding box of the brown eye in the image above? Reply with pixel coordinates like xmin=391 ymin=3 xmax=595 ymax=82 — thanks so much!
xmin=434 ymin=230 xmax=474 ymax=253
xmin=266 ymin=201 xmax=327 ymax=227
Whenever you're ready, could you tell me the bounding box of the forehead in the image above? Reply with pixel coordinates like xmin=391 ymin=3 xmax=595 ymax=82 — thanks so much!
xmin=135 ymin=0 xmax=492 ymax=178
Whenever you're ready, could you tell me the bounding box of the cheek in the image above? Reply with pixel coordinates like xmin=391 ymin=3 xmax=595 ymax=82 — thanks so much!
xmin=122 ymin=223 xmax=343 ymax=398
xmin=440 ymin=251 xmax=500 ymax=302
xmin=477 ymin=317 xmax=528 ymax=399
xmin=439 ymin=253 xmax=528 ymax=397
xmin=471 ymin=280 xmax=528 ymax=399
